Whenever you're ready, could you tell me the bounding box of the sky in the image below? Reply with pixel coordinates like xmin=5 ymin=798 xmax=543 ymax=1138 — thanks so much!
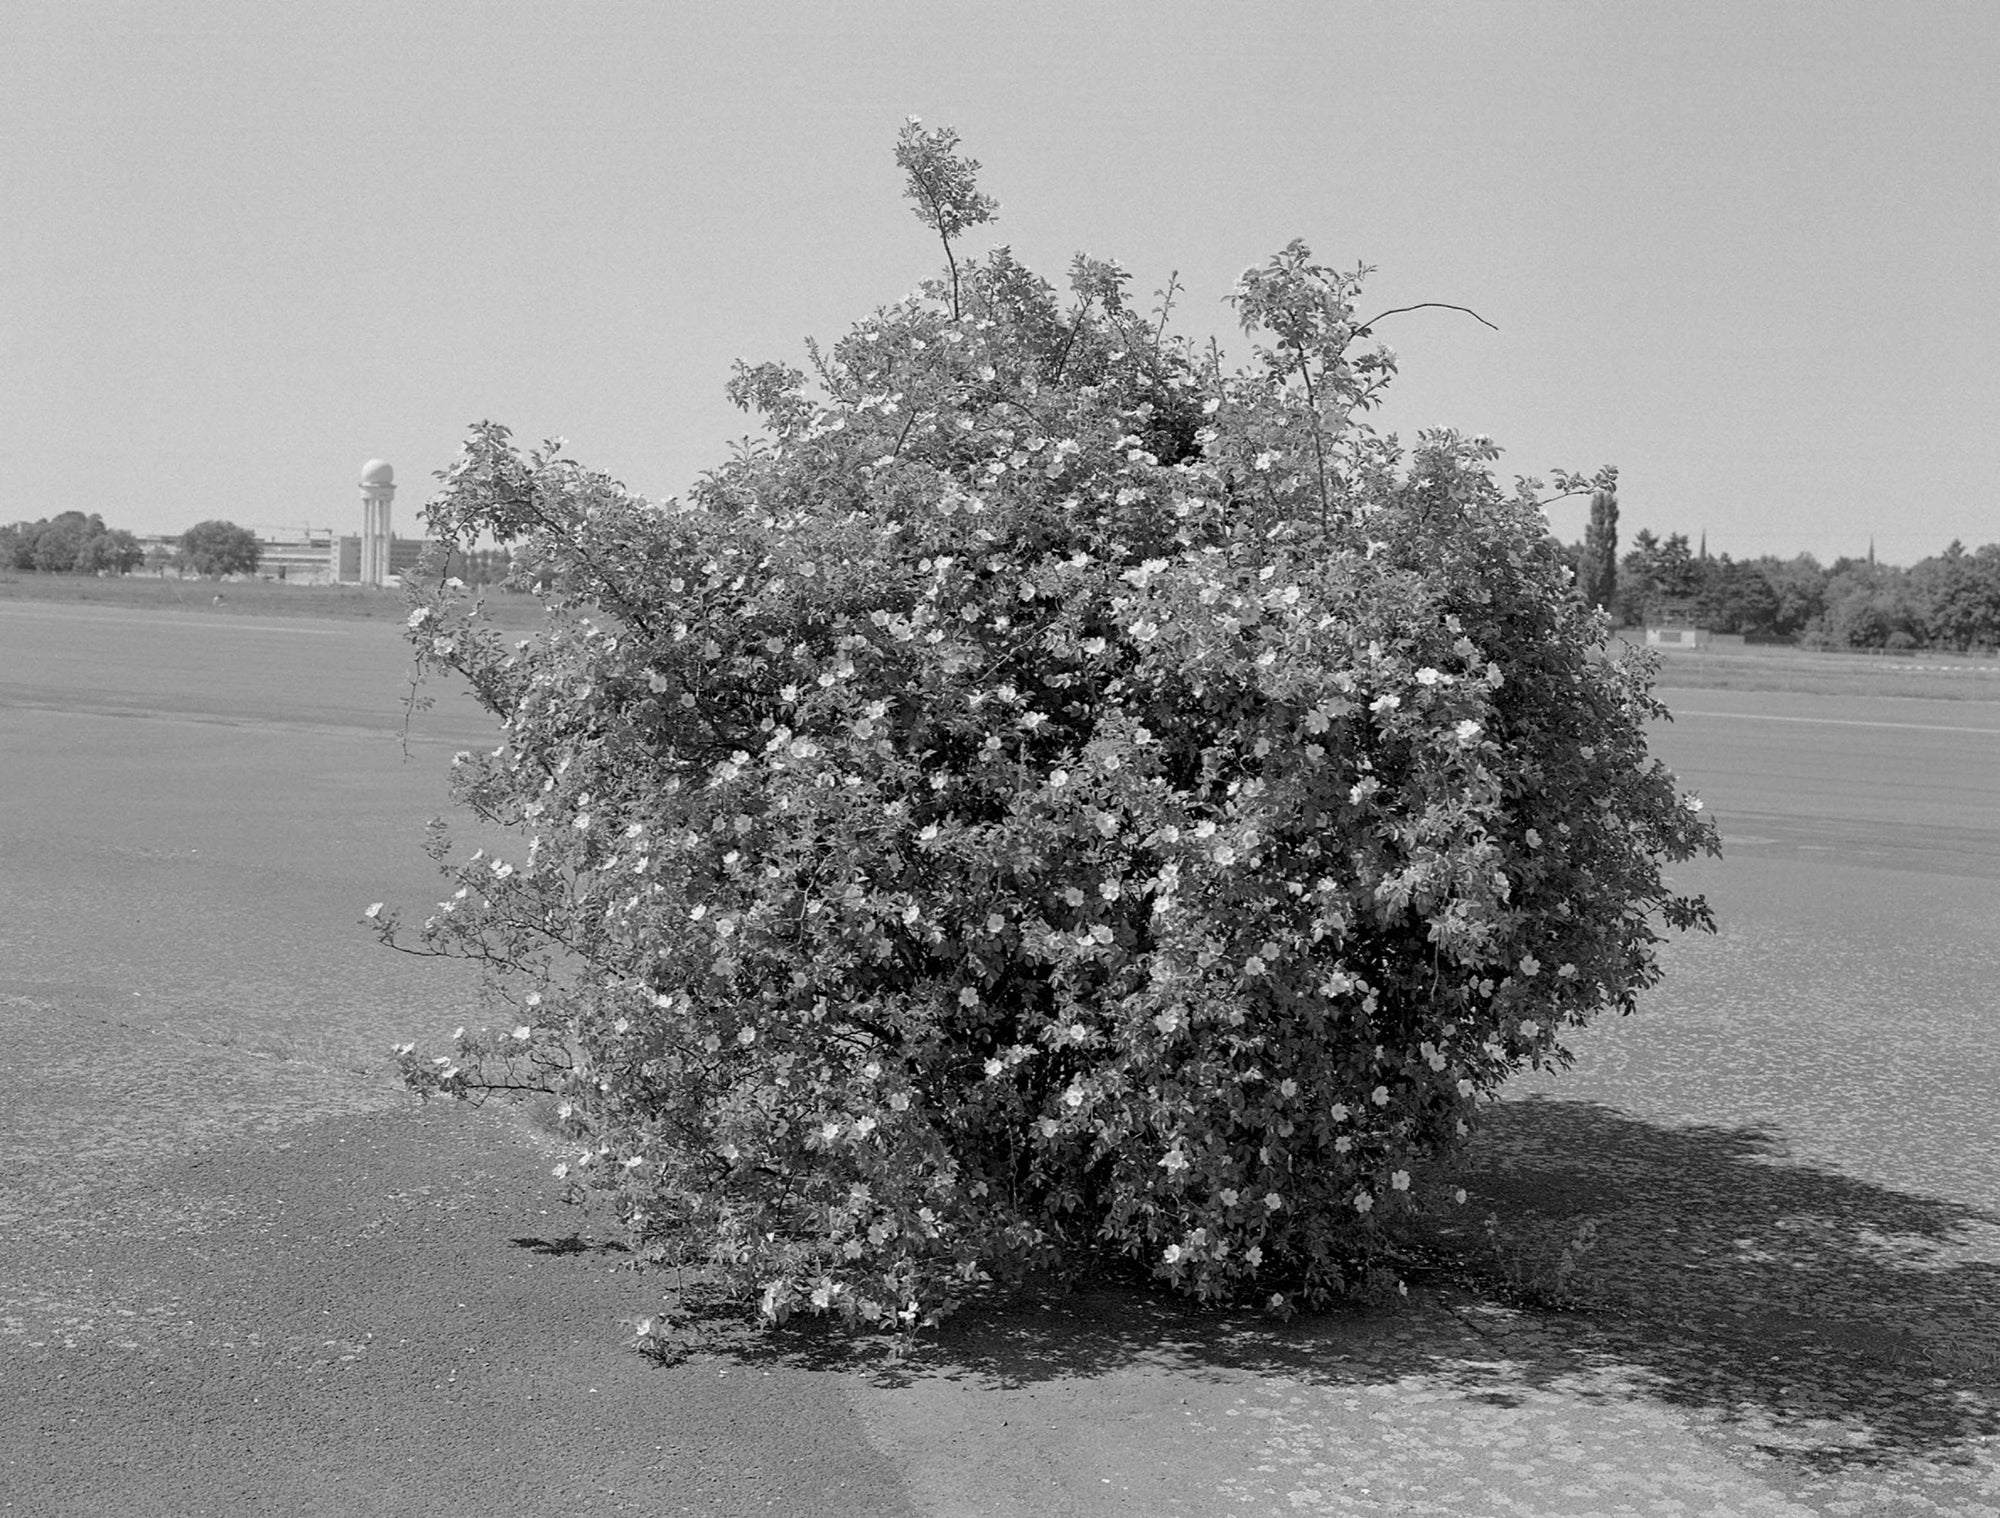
xmin=4 ymin=0 xmax=1995 ymax=563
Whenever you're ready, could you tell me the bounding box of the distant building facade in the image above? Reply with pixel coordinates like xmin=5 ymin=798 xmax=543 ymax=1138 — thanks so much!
xmin=1643 ymin=597 xmax=1711 ymax=649
xmin=131 ymin=460 xmax=455 ymax=586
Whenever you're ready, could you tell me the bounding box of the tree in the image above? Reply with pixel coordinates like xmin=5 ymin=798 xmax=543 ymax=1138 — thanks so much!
xmin=1754 ymin=554 xmax=1826 ymax=639
xmin=178 ymin=520 xmax=261 ymax=578
xmin=1915 ymin=542 xmax=2000 ymax=652
xmin=1806 ymin=558 xmax=1927 ymax=650
xmin=1578 ymin=480 xmax=1618 ymax=610
xmin=377 ymin=124 xmax=1717 ymax=1330
xmin=0 ymin=511 xmax=143 ymax=574
xmin=1695 ymin=555 xmax=1781 ymax=636
xmin=73 ymin=527 xmax=143 ymax=575
xmin=1615 ymin=530 xmax=1701 ymax=625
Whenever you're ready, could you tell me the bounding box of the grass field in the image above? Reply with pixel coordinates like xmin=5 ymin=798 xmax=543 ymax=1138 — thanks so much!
xmin=0 ymin=570 xmax=553 ymax=631
xmin=1620 ymin=634 xmax=2000 ymax=702
xmin=3 ymin=596 xmax=1997 ymax=1515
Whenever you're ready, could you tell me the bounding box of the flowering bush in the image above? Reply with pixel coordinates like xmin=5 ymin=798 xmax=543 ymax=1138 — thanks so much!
xmin=379 ymin=123 xmax=1717 ymax=1330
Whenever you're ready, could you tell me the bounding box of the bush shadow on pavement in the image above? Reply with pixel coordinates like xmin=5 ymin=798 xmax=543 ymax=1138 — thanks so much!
xmin=692 ymin=1096 xmax=1999 ymax=1480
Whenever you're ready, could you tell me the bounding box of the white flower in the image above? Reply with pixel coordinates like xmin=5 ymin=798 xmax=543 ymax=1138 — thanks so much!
xmin=1163 ymin=1243 xmax=1183 ymax=1264
xmin=1371 ymin=1085 xmax=1390 ymax=1106
xmin=512 ymin=1025 xmax=532 ymax=1041
xmin=1160 ymin=1147 xmax=1188 ymax=1172
xmin=1519 ymin=1018 xmax=1541 ymax=1037
xmin=959 ymin=986 xmax=980 ymax=1007
xmin=1369 ymin=693 xmax=1401 ymax=713
xmin=1353 ymin=1192 xmax=1374 ymax=1214
xmin=1391 ymin=1170 xmax=1411 ymax=1192
xmin=1219 ymin=1188 xmax=1239 ymax=1207
xmin=1525 ymin=828 xmax=1542 ymax=849
xmin=1519 ymin=955 xmax=1541 ymax=976
xmin=1415 ymin=667 xmax=1441 ymax=686
xmin=1263 ymin=1192 xmax=1283 ymax=1212
xmin=1455 ymin=719 xmax=1482 ymax=743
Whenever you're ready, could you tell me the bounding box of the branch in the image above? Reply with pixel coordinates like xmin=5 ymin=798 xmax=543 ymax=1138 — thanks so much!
xmin=1354 ymin=302 xmax=1499 ymax=336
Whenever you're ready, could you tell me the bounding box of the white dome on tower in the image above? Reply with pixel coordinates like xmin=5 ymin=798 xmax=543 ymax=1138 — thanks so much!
xmin=359 ymin=459 xmax=395 ymax=486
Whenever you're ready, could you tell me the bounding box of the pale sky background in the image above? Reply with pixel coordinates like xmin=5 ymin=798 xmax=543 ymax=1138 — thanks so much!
xmin=4 ymin=0 xmax=1995 ymax=562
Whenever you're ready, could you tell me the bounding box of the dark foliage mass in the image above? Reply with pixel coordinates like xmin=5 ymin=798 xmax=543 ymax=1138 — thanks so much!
xmin=0 ymin=512 xmax=143 ymax=575
xmin=177 ymin=520 xmax=263 ymax=579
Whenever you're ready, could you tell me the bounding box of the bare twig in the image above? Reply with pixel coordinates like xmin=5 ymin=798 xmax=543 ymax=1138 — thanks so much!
xmin=1355 ymin=302 xmax=1499 ymax=336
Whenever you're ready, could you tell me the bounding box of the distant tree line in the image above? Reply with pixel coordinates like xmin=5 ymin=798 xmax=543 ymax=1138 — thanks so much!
xmin=0 ymin=512 xmax=144 ymax=575
xmin=8 ymin=503 xmax=1992 ymax=650
xmin=1 ymin=515 xmax=265 ymax=578
xmin=1570 ymin=529 xmax=2000 ymax=652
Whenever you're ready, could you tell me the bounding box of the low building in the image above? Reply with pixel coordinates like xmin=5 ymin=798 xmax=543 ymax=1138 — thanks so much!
xmin=334 ymin=534 xmax=427 ymax=584
xmin=1644 ymin=598 xmax=1710 ymax=649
